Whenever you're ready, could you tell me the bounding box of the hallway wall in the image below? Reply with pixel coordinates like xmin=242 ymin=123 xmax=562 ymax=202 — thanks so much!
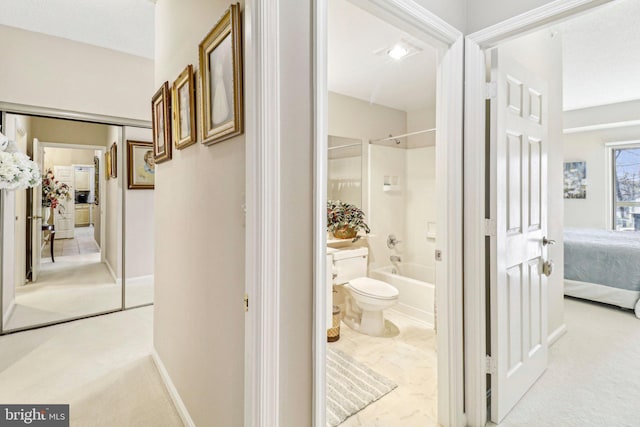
xmin=153 ymin=1 xmax=246 ymax=425
xmin=0 ymin=25 xmax=153 ymax=121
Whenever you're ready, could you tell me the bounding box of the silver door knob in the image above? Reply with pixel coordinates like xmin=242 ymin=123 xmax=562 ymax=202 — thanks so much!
xmin=542 ymin=236 xmax=556 ymax=246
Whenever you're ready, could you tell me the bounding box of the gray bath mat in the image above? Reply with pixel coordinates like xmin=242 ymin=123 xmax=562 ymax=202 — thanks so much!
xmin=326 ymin=348 xmax=398 ymax=426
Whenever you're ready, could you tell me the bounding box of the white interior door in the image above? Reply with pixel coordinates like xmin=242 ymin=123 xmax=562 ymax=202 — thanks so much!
xmin=31 ymin=138 xmax=43 ymax=281
xmin=53 ymin=165 xmax=75 ymax=239
xmin=489 ymin=49 xmax=550 ymax=422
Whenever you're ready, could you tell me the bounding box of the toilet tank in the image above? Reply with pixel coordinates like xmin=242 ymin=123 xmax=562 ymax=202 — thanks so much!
xmin=331 ymin=247 xmax=368 ymax=285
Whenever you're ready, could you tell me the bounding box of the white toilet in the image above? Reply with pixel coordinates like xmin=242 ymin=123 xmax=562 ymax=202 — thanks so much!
xmin=329 ymin=247 xmax=399 ymax=337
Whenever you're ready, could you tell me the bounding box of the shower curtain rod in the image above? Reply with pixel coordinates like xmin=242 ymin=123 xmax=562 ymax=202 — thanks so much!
xmin=370 ymin=127 xmax=437 ymax=143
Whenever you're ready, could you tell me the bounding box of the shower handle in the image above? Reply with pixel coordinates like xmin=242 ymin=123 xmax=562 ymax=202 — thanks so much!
xmin=387 ymin=234 xmax=402 ymax=249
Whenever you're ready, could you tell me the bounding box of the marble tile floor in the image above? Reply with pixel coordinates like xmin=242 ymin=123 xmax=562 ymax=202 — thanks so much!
xmin=0 ymin=307 xmax=183 ymax=427
xmin=43 ymin=226 xmax=99 ymax=259
xmin=329 ymin=309 xmax=438 ymax=426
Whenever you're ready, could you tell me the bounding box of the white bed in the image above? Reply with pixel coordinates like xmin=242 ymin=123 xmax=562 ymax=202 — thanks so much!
xmin=564 ymin=228 xmax=640 ymax=318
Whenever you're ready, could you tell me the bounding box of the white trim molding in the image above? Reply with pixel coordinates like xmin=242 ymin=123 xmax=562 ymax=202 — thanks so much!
xmin=464 ymin=1 xmax=614 ymax=426
xmin=315 ymin=1 xmax=465 ymax=426
xmin=548 ymin=323 xmax=568 ymax=347
xmin=244 ymin=1 xmax=281 ymax=426
xmin=152 ymin=350 xmax=196 ymax=427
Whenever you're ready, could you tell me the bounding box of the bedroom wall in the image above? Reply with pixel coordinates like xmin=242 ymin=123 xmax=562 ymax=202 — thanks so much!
xmin=564 ymin=104 xmax=640 ymax=230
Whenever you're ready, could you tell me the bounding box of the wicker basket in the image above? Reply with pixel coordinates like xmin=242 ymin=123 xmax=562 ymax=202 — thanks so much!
xmin=327 ymin=306 xmax=341 ymax=342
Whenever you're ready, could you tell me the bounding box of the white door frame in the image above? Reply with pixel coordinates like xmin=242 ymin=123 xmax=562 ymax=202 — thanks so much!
xmin=463 ymin=1 xmax=613 ymax=425
xmin=315 ymin=1 xmax=464 ymax=426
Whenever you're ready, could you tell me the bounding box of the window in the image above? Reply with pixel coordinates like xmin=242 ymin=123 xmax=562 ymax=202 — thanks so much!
xmin=612 ymin=145 xmax=640 ymax=230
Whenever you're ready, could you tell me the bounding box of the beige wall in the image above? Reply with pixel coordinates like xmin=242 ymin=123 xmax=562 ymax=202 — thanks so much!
xmin=0 ymin=25 xmax=153 ymax=121
xmin=123 ymin=126 xmax=154 ymax=280
xmin=154 ymin=0 xmax=245 ymax=425
xmin=500 ymin=27 xmax=565 ymax=339
xmin=43 ymin=147 xmax=95 ymax=171
xmin=31 ymin=117 xmax=110 ymax=147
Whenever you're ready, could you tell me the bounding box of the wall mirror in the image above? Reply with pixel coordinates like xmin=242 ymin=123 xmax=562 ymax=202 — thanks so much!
xmin=328 ymin=135 xmax=366 ymax=210
xmin=0 ymin=111 xmax=154 ymax=333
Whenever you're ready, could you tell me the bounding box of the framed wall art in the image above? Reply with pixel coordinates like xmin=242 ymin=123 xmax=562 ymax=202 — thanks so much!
xmin=564 ymin=161 xmax=587 ymax=199
xmin=105 ymin=151 xmax=111 ymax=181
xmin=152 ymin=81 xmax=172 ymax=163
xmin=127 ymin=140 xmax=155 ymax=190
xmin=198 ymin=3 xmax=243 ymax=145
xmin=109 ymin=142 xmax=117 ymax=178
xmin=172 ymin=64 xmax=197 ymax=149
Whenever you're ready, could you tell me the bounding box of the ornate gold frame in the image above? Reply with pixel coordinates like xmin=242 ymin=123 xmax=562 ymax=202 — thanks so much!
xmin=127 ymin=140 xmax=155 ymax=190
xmin=172 ymin=64 xmax=197 ymax=149
xmin=152 ymin=81 xmax=172 ymax=163
xmin=198 ymin=3 xmax=243 ymax=145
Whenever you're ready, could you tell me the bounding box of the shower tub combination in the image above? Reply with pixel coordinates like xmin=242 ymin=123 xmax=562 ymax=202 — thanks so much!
xmin=370 ymin=263 xmax=435 ymax=328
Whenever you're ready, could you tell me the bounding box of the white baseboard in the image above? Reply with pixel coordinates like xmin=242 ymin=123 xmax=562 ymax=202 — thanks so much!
xmin=151 ymin=349 xmax=195 ymax=427
xmin=2 ymin=300 xmax=16 ymax=327
xmin=104 ymin=259 xmax=122 ymax=286
xmin=548 ymin=323 xmax=567 ymax=347
xmin=125 ymin=274 xmax=153 ymax=285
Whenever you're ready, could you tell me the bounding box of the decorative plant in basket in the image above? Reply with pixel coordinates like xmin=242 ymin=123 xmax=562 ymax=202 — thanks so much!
xmin=327 ymin=200 xmax=370 ymax=241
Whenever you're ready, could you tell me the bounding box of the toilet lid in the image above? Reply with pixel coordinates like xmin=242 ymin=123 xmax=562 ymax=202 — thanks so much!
xmin=349 ymin=277 xmax=399 ymax=299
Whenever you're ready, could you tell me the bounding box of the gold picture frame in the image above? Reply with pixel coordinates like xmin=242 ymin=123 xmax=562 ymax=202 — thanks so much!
xmin=152 ymin=81 xmax=172 ymax=163
xmin=172 ymin=64 xmax=197 ymax=149
xmin=127 ymin=140 xmax=155 ymax=190
xmin=198 ymin=3 xmax=243 ymax=145
xmin=105 ymin=151 xmax=111 ymax=181
xmin=109 ymin=142 xmax=117 ymax=178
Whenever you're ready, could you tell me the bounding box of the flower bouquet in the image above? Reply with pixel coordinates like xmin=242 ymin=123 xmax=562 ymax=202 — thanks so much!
xmin=42 ymin=169 xmax=71 ymax=213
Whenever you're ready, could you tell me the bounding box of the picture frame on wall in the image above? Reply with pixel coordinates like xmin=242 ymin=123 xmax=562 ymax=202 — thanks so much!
xmin=110 ymin=142 xmax=117 ymax=178
xmin=172 ymin=64 xmax=197 ymax=149
xmin=198 ymin=3 xmax=244 ymax=145
xmin=105 ymin=151 xmax=111 ymax=181
xmin=564 ymin=161 xmax=587 ymax=199
xmin=127 ymin=140 xmax=155 ymax=190
xmin=152 ymin=81 xmax=172 ymax=163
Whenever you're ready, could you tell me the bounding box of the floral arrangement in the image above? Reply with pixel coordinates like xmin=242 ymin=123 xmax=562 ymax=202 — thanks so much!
xmin=327 ymin=200 xmax=370 ymax=240
xmin=0 ymin=148 xmax=41 ymax=190
xmin=42 ymin=169 xmax=71 ymax=212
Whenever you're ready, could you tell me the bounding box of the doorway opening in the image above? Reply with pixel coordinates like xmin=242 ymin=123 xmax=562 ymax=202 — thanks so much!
xmin=465 ymin=0 xmax=640 ymax=425
xmin=314 ymin=0 xmax=464 ymax=426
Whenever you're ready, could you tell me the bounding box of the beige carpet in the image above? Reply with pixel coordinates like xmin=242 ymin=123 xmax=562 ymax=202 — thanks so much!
xmin=496 ymin=297 xmax=640 ymax=426
xmin=0 ymin=307 xmax=183 ymax=426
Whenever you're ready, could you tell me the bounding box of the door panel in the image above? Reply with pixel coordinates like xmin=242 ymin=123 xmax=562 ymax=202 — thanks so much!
xmin=53 ymin=165 xmax=75 ymax=239
xmin=490 ymin=49 xmax=549 ymax=422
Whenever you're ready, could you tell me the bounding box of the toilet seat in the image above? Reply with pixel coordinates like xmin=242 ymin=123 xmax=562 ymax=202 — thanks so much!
xmin=348 ymin=277 xmax=398 ymax=300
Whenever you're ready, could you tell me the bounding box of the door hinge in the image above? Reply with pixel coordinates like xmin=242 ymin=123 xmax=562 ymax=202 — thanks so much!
xmin=485 ymin=355 xmax=497 ymax=374
xmin=484 ymin=218 xmax=497 ymax=237
xmin=244 ymin=293 xmax=249 ymax=312
xmin=435 ymin=249 xmax=443 ymax=262
xmin=485 ymin=81 xmax=497 ymax=100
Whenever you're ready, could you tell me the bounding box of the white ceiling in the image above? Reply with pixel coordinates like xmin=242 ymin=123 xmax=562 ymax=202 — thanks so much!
xmin=328 ymin=0 xmax=438 ymax=112
xmin=562 ymin=0 xmax=640 ymax=110
xmin=0 ymin=0 xmax=155 ymax=59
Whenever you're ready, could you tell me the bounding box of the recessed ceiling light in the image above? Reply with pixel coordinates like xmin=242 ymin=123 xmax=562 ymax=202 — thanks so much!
xmin=388 ymin=45 xmax=409 ymax=60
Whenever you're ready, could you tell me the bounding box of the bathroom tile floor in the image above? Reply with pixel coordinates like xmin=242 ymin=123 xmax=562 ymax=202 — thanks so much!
xmin=329 ymin=309 xmax=438 ymax=427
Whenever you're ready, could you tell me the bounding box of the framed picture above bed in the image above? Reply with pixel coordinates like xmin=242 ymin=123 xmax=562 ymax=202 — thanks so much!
xmin=564 ymin=161 xmax=587 ymax=199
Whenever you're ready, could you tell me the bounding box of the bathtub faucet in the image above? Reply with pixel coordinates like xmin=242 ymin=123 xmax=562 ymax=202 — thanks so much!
xmin=390 ymin=255 xmax=402 ymax=263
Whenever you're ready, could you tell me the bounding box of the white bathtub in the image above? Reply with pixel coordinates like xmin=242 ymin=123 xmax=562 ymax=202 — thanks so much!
xmin=370 ymin=263 xmax=435 ymax=327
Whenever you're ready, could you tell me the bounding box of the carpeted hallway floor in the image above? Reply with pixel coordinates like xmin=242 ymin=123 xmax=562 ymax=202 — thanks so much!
xmin=496 ymin=297 xmax=640 ymax=427
xmin=0 ymin=307 xmax=183 ymax=427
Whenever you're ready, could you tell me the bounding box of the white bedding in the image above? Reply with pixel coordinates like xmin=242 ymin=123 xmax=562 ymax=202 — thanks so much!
xmin=564 ymin=279 xmax=640 ymax=318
